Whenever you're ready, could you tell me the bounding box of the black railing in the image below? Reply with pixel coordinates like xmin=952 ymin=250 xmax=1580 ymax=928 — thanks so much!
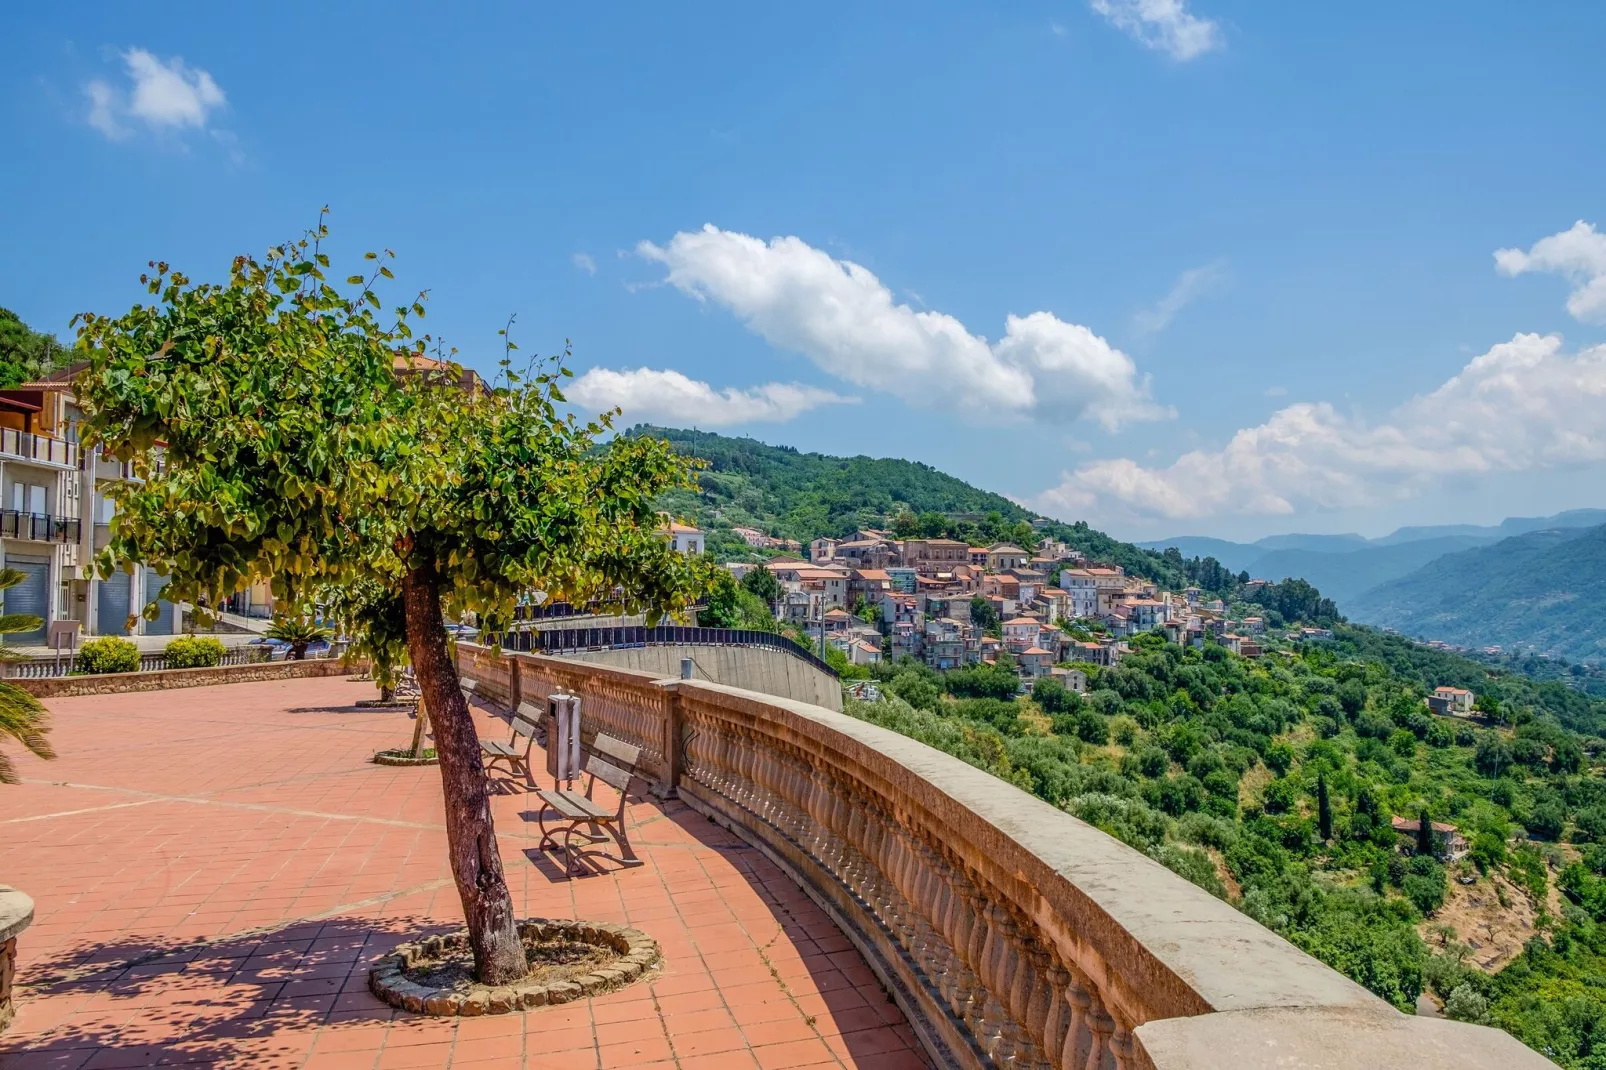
xmin=502 ymin=625 xmax=839 ymax=678
xmin=0 ymin=511 xmax=80 ymax=543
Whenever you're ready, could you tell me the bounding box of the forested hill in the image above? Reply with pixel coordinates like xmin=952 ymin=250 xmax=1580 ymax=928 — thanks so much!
xmin=1349 ymin=523 xmax=1606 ymax=664
xmin=636 ymin=424 xmax=1177 ymax=572
xmin=633 ymin=426 xmax=1336 ymax=615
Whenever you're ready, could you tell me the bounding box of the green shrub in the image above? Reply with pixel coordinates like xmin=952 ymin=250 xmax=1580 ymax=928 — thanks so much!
xmin=165 ymin=635 xmax=225 ymax=669
xmin=77 ymin=636 xmax=140 ymax=674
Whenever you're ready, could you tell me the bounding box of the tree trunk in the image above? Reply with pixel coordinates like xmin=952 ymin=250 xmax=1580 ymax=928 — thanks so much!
xmin=402 ymin=563 xmax=525 ymax=985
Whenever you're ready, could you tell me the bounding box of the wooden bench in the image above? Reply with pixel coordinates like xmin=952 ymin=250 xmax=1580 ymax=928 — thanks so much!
xmin=535 ymin=733 xmax=646 ymax=876
xmin=481 ymin=709 xmax=539 ymax=782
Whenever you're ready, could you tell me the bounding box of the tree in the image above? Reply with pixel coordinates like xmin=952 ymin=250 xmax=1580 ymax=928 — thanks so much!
xmin=0 ymin=307 xmax=71 ymax=389
xmin=1417 ymin=809 xmax=1434 ymax=857
xmin=73 ymin=220 xmax=713 ymax=984
xmin=0 ymin=568 xmax=52 ymax=784
xmin=324 ymin=582 xmax=408 ymax=701
xmin=1317 ymin=772 xmax=1333 ymax=841
xmin=970 ymin=596 xmax=999 ymax=632
xmin=740 ymin=565 xmax=782 ymax=605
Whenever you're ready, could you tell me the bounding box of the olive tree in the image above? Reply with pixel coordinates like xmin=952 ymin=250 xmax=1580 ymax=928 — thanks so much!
xmin=73 ymin=219 xmax=712 ymax=983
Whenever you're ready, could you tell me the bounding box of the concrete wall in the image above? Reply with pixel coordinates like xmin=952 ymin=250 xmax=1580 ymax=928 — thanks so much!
xmin=556 ymin=643 xmax=842 ymax=711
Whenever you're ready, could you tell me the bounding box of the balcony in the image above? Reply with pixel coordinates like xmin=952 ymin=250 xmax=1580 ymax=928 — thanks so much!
xmin=0 ymin=511 xmax=80 ymax=543
xmin=0 ymin=428 xmax=77 ymax=469
xmin=92 ymin=447 xmax=167 ymax=482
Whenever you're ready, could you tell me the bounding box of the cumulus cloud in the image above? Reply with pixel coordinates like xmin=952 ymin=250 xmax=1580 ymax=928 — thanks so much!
xmin=1090 ymin=0 xmax=1221 ymax=61
xmin=83 ymin=48 xmax=225 ymax=141
xmin=1037 ymin=332 xmax=1606 ymax=521
xmin=1495 ymin=221 xmax=1606 ymax=324
xmin=637 ymin=225 xmax=1168 ymax=430
xmin=1133 ymin=260 xmax=1228 ymax=335
xmin=567 ymin=367 xmax=855 ymax=427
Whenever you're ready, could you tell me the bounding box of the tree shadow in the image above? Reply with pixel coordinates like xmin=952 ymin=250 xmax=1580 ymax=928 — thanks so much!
xmin=0 ymin=914 xmax=450 ymax=1067
xmin=660 ymin=801 xmax=926 ymax=1067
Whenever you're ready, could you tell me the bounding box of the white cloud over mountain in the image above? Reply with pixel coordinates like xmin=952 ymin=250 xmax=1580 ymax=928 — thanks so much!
xmin=1496 ymin=220 xmax=1606 ymax=324
xmin=636 ymin=225 xmax=1168 ymax=430
xmin=1038 ymin=332 xmax=1606 ymax=521
xmin=1090 ymin=0 xmax=1222 ymax=61
xmin=85 ymin=49 xmax=226 ymax=141
xmin=567 ymin=367 xmax=855 ymax=427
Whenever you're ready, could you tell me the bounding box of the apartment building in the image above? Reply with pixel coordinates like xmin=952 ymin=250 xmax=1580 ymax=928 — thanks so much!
xmin=0 ymin=369 xmax=178 ymax=643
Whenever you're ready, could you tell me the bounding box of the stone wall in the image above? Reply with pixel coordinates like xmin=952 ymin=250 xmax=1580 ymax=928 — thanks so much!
xmin=0 ymin=887 xmax=34 ymax=1034
xmin=453 ymin=649 xmax=1556 ymax=1070
xmin=15 ymin=656 xmax=363 ymax=700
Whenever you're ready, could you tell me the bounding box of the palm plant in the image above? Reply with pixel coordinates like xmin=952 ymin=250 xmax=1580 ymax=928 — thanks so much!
xmin=265 ymin=615 xmax=334 ymax=660
xmin=0 ymin=567 xmax=53 ymax=783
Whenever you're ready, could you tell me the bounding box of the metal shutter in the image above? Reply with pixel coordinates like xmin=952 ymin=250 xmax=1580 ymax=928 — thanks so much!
xmin=97 ymin=571 xmax=132 ymax=635
xmin=145 ymin=569 xmax=176 ymax=635
xmin=5 ymin=559 xmax=49 ymax=644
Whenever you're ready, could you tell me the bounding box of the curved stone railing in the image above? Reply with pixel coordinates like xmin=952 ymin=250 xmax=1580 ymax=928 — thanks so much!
xmin=454 ymin=648 xmax=1553 ymax=1070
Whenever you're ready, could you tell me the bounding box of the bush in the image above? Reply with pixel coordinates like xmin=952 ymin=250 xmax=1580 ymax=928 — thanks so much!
xmin=164 ymin=635 xmax=225 ymax=669
xmin=77 ymin=636 xmax=140 ymax=674
xmin=1443 ymin=983 xmax=1488 ymax=1023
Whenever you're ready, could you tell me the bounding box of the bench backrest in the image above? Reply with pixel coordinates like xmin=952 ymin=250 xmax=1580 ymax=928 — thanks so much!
xmin=460 ymin=678 xmax=478 ymax=698
xmin=585 ymin=733 xmax=642 ymax=795
xmin=510 ymin=716 xmax=538 ymax=741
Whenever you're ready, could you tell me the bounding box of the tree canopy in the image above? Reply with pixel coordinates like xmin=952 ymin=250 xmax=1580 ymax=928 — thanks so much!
xmin=72 ymin=215 xmax=717 ymax=983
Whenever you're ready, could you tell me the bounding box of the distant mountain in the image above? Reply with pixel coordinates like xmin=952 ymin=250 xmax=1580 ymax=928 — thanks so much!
xmin=1248 ymin=536 xmax=1494 ymax=605
xmin=1135 ymin=536 xmax=1265 ymax=575
xmin=1142 ymin=508 xmax=1606 ymax=610
xmin=1370 ymin=509 xmax=1606 ymax=547
xmin=1347 ymin=524 xmax=1606 ymax=663
xmin=1252 ymin=532 xmax=1370 ymax=554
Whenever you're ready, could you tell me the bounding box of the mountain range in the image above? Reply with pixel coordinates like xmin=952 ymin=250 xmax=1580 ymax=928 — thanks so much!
xmin=1140 ymin=510 xmax=1606 ymax=605
xmin=1345 ymin=523 xmax=1606 ymax=663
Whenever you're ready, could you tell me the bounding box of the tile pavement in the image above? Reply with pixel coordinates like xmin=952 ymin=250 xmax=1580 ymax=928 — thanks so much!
xmin=0 ymin=675 xmax=931 ymax=1069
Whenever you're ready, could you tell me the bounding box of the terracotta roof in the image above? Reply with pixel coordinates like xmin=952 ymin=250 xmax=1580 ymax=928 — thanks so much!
xmin=1002 ymin=617 xmax=1039 ymax=626
xmin=853 ymin=569 xmax=892 ymax=581
xmin=1021 ymin=647 xmax=1051 ymax=656
xmin=1391 ymin=817 xmax=1458 ymax=834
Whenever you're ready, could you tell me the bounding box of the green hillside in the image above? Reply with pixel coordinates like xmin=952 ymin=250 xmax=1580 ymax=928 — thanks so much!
xmin=850 ymin=622 xmax=1606 ymax=1066
xmin=1350 ymin=525 xmax=1606 ymax=664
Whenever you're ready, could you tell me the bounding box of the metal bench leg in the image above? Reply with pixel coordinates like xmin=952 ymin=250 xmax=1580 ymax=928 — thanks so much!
xmin=608 ymin=817 xmax=643 ymax=867
xmin=535 ymin=806 xmax=562 ymax=853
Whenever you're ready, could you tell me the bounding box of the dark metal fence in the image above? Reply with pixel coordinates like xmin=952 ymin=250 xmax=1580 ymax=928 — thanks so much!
xmin=0 ymin=511 xmax=80 ymax=543
xmin=501 ymin=625 xmax=839 ymax=678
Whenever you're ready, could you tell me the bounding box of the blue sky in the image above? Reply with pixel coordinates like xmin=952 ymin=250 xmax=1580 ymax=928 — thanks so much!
xmin=5 ymin=2 xmax=1605 ymax=542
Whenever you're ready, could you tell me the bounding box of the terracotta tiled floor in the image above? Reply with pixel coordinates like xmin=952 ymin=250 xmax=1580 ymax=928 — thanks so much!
xmin=0 ymin=676 xmax=930 ymax=1070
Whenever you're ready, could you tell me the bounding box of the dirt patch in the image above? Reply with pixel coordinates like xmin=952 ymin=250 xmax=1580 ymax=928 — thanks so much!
xmin=405 ymin=938 xmax=614 ymax=994
xmin=1423 ymin=873 xmax=1540 ymax=972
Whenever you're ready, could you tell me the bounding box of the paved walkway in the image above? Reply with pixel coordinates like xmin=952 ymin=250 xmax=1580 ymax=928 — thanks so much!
xmin=0 ymin=676 xmax=928 ymax=1070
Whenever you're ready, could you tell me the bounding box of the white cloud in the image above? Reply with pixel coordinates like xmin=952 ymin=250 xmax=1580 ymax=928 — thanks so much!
xmin=1133 ymin=260 xmax=1228 ymax=335
xmin=572 ymin=252 xmax=597 ymax=275
xmin=567 ymin=367 xmax=856 ymax=427
xmin=1495 ymin=221 xmax=1606 ymax=324
xmin=1264 ymin=385 xmax=1287 ymax=397
xmin=638 ymin=225 xmax=1168 ymax=430
xmin=82 ymin=48 xmax=226 ymax=141
xmin=1037 ymin=332 xmax=1606 ymax=521
xmin=1090 ymin=0 xmax=1222 ymax=61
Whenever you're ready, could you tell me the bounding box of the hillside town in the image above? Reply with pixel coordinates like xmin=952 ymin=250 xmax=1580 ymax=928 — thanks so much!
xmin=673 ymin=521 xmax=1336 ymax=685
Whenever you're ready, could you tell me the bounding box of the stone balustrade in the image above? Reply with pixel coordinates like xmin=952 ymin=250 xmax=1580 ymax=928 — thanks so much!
xmin=455 ymin=645 xmax=1554 ymax=1070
